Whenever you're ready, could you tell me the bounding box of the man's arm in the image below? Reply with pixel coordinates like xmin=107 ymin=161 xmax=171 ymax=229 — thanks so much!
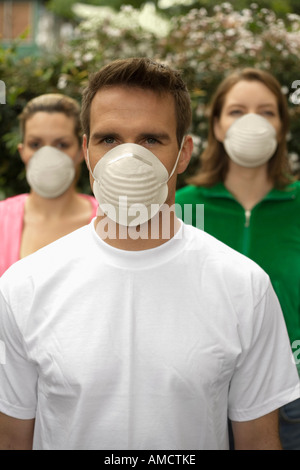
xmin=0 ymin=412 xmax=35 ymax=450
xmin=231 ymin=409 xmax=282 ymax=450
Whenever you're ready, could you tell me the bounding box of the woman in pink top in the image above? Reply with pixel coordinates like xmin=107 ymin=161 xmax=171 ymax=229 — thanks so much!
xmin=0 ymin=93 xmax=98 ymax=276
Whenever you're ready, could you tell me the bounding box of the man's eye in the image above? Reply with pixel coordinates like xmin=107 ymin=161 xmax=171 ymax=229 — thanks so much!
xmin=103 ymin=137 xmax=115 ymax=144
xmin=146 ymin=137 xmax=158 ymax=144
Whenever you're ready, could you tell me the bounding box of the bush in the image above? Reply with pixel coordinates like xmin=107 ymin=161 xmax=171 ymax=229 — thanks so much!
xmin=1 ymin=3 xmax=299 ymax=198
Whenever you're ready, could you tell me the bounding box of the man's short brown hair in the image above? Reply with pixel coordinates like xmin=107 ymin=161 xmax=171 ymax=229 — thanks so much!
xmin=81 ymin=57 xmax=192 ymax=147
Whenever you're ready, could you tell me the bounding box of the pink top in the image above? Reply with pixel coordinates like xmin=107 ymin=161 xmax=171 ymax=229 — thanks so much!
xmin=0 ymin=193 xmax=98 ymax=276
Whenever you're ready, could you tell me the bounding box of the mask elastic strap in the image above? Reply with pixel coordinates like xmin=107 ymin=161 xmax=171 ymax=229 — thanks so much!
xmin=167 ymin=137 xmax=185 ymax=182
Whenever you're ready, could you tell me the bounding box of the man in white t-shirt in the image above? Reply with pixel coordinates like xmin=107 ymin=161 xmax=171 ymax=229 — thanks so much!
xmin=0 ymin=58 xmax=299 ymax=450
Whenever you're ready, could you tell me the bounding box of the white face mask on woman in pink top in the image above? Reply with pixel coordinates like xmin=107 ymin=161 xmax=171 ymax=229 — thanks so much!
xmin=26 ymin=146 xmax=76 ymax=198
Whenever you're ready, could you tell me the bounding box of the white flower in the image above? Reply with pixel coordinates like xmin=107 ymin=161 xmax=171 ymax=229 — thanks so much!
xmin=73 ymin=2 xmax=170 ymax=38
xmin=138 ymin=3 xmax=170 ymax=37
xmin=57 ymin=75 xmax=68 ymax=90
xmin=82 ymin=52 xmax=94 ymax=62
xmin=73 ymin=3 xmax=114 ymax=20
xmin=225 ymin=28 xmax=236 ymax=37
xmin=158 ymin=0 xmax=194 ymax=8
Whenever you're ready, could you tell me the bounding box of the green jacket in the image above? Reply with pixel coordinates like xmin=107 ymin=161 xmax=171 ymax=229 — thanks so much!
xmin=176 ymin=181 xmax=300 ymax=374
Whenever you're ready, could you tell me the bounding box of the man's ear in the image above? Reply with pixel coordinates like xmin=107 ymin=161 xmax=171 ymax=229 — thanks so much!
xmin=177 ymin=135 xmax=194 ymax=175
xmin=82 ymin=134 xmax=88 ymax=160
xmin=82 ymin=134 xmax=95 ymax=190
xmin=82 ymin=134 xmax=91 ymax=171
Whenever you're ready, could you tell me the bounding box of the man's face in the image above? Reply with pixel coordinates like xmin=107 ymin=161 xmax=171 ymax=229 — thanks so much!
xmin=83 ymin=86 xmax=190 ymax=206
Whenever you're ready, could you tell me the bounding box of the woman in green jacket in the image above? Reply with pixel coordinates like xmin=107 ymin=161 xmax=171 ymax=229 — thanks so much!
xmin=176 ymin=68 xmax=300 ymax=449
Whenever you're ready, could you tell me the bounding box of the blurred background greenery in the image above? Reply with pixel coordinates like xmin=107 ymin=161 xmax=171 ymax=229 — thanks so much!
xmin=0 ymin=0 xmax=299 ymax=199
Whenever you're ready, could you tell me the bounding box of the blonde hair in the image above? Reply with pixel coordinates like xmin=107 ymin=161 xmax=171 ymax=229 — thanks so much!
xmin=19 ymin=93 xmax=82 ymax=145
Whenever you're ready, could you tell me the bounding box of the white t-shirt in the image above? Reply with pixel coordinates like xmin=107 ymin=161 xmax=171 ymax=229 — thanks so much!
xmin=0 ymin=220 xmax=299 ymax=450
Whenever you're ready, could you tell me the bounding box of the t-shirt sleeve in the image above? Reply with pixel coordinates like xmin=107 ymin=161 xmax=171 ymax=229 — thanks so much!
xmin=0 ymin=289 xmax=38 ymax=419
xmin=228 ymin=282 xmax=300 ymax=422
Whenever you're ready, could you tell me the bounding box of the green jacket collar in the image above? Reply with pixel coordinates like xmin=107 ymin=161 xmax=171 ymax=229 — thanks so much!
xmin=200 ymin=182 xmax=298 ymax=202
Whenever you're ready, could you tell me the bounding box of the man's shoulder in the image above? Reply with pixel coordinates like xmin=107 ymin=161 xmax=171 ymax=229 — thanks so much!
xmin=1 ymin=223 xmax=92 ymax=285
xmin=183 ymin=223 xmax=268 ymax=283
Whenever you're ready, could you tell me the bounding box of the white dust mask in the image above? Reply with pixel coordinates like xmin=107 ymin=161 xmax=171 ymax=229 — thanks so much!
xmin=223 ymin=113 xmax=277 ymax=168
xmin=88 ymin=140 xmax=184 ymax=226
xmin=26 ymin=146 xmax=76 ymax=198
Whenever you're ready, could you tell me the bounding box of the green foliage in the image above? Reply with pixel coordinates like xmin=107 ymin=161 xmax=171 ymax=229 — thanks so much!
xmin=1 ymin=2 xmax=300 ymax=198
xmin=47 ymin=0 xmax=78 ymax=20
xmin=0 ymin=45 xmax=66 ymax=198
